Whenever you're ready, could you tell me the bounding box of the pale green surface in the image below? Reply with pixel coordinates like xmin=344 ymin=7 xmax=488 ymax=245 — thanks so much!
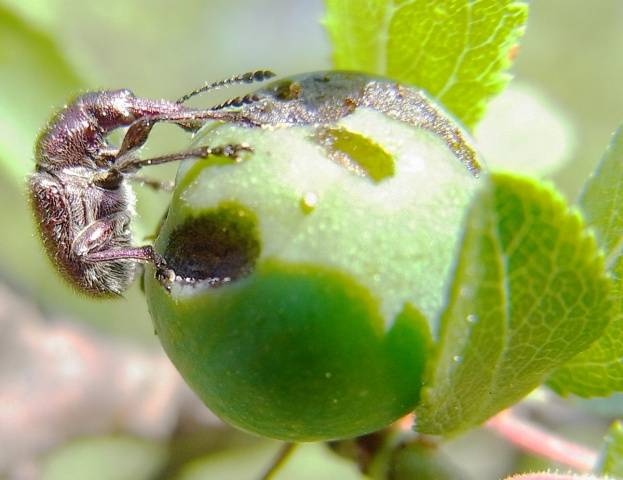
xmin=578 ymin=127 xmax=623 ymax=265
xmin=0 ymin=5 xmax=156 ymax=340
xmin=548 ymin=127 xmax=623 ymax=397
xmin=324 ymin=0 xmax=528 ymax=128
xmin=176 ymin=108 xmax=481 ymax=326
xmin=178 ymin=443 xmax=363 ymax=480
xmin=598 ymin=421 xmax=623 ymax=478
xmin=416 ymin=173 xmax=613 ymax=435
xmin=146 ymin=100 xmax=474 ymax=439
xmin=515 ymin=0 xmax=623 ymax=199
xmin=42 ymin=436 xmax=166 ymax=480
xmin=475 ymin=82 xmax=576 ymax=176
xmin=0 ymin=5 xmax=82 ymax=183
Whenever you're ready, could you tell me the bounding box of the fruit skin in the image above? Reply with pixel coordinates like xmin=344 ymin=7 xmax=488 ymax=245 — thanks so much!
xmin=146 ymin=257 xmax=430 ymax=441
xmin=145 ymin=71 xmax=481 ymax=441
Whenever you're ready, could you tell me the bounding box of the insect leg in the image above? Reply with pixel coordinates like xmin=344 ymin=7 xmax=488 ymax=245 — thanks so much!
xmin=73 ymin=218 xmax=174 ymax=285
xmin=72 ymin=216 xmax=124 ymax=260
xmin=129 ymin=175 xmax=175 ymax=192
xmin=85 ymin=245 xmax=176 ymax=287
xmin=86 ymin=244 xmax=164 ymax=266
xmin=113 ymin=108 xmax=260 ymax=165
xmin=117 ymin=117 xmax=155 ymax=158
xmin=72 ymin=215 xmax=160 ymax=266
xmin=114 ymin=144 xmax=252 ymax=173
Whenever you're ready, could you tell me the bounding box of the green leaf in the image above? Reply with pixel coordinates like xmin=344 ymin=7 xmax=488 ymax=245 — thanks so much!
xmin=324 ymin=0 xmax=528 ymax=128
xmin=178 ymin=443 xmax=362 ymax=480
xmin=383 ymin=441 xmax=465 ymax=480
xmin=0 ymin=5 xmax=83 ymax=184
xmin=42 ymin=436 xmax=166 ymax=480
xmin=597 ymin=421 xmax=623 ymax=477
xmin=548 ymin=127 xmax=623 ymax=397
xmin=547 ymin=255 xmax=623 ymax=397
xmin=578 ymin=126 xmax=623 ymax=265
xmin=416 ymin=173 xmax=613 ymax=436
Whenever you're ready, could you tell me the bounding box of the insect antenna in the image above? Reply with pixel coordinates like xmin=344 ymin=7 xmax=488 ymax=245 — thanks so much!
xmin=211 ymin=93 xmax=262 ymax=111
xmin=176 ymin=70 xmax=275 ymax=104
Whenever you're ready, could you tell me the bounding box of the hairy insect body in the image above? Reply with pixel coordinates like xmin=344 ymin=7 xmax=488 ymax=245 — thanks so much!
xmin=36 ymin=90 xmax=186 ymax=170
xmin=30 ymin=168 xmax=136 ymax=296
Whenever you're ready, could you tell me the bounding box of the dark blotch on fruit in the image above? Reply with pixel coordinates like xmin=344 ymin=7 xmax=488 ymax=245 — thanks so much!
xmin=164 ymin=203 xmax=260 ymax=286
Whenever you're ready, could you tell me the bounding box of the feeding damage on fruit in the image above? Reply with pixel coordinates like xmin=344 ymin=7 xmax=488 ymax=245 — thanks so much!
xmin=163 ymin=202 xmax=260 ymax=288
xmin=157 ymin=71 xmax=482 ymax=306
xmin=312 ymin=126 xmax=396 ymax=182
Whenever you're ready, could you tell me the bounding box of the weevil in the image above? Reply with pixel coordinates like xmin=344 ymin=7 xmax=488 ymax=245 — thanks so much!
xmin=29 ymin=70 xmax=274 ymax=296
xmin=30 ymin=70 xmax=479 ymax=296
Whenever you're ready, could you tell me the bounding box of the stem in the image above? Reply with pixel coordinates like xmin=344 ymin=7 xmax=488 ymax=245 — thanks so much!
xmin=259 ymin=442 xmax=298 ymax=480
xmin=504 ymin=474 xmax=602 ymax=480
xmin=486 ymin=410 xmax=598 ymax=472
xmin=0 ymin=282 xmax=220 ymax=477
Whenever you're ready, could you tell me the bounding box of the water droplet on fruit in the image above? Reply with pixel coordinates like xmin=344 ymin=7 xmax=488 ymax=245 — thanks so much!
xmin=300 ymin=191 xmax=318 ymax=214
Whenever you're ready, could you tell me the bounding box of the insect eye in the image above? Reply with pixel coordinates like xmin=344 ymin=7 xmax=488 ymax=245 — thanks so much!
xmin=93 ymin=170 xmax=123 ymax=190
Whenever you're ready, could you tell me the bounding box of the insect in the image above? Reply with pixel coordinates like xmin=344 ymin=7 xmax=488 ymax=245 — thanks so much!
xmin=30 ymin=70 xmax=479 ymax=297
xmin=29 ymin=70 xmax=275 ymax=297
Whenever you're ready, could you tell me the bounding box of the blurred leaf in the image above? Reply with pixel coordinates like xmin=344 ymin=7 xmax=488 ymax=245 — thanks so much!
xmin=597 ymin=421 xmax=623 ymax=477
xmin=475 ymin=82 xmax=576 ymax=176
xmin=0 ymin=6 xmax=160 ymax=339
xmin=177 ymin=442 xmax=362 ymax=480
xmin=377 ymin=441 xmax=466 ymax=480
xmin=574 ymin=394 xmax=623 ymax=418
xmin=416 ymin=173 xmax=613 ymax=436
xmin=0 ymin=4 xmax=83 ymax=184
xmin=42 ymin=436 xmax=166 ymax=480
xmin=547 ymin=256 xmax=623 ymax=397
xmin=0 ymin=178 xmax=157 ymax=340
xmin=324 ymin=0 xmax=528 ymax=128
xmin=548 ymin=127 xmax=623 ymax=397
xmin=578 ymin=126 xmax=623 ymax=262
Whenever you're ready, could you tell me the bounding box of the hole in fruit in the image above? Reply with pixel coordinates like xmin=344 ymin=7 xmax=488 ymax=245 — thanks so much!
xmin=164 ymin=202 xmax=260 ymax=287
xmin=312 ymin=126 xmax=395 ymax=182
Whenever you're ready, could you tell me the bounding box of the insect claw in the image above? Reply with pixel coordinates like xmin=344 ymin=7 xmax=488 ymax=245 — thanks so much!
xmin=156 ymin=266 xmax=176 ymax=291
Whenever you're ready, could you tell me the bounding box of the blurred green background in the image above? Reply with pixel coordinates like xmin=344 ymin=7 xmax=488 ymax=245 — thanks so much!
xmin=0 ymin=1 xmax=622 ymax=479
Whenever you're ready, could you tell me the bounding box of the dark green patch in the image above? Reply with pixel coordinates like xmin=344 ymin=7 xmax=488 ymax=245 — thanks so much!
xmin=314 ymin=127 xmax=396 ymax=182
xmin=163 ymin=202 xmax=260 ymax=286
xmin=147 ymin=258 xmax=431 ymax=441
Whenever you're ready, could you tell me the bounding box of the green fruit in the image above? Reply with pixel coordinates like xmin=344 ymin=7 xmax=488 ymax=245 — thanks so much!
xmin=145 ymin=74 xmax=481 ymax=441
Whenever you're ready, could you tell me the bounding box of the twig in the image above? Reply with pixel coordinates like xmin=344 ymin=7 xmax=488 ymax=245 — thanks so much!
xmin=258 ymin=443 xmax=298 ymax=480
xmin=0 ymin=283 xmax=221 ymax=478
xmin=504 ymin=473 xmax=604 ymax=480
xmin=487 ymin=410 xmax=598 ymax=472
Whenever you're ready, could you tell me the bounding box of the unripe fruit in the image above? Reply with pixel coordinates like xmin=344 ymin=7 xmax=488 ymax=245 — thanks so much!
xmin=145 ymin=72 xmax=482 ymax=441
